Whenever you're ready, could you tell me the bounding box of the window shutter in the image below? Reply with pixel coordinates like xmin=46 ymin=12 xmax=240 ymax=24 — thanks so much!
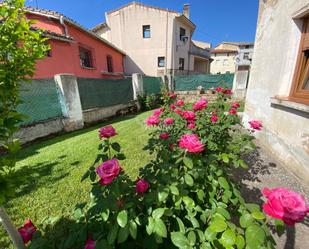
xmin=303 ymin=18 xmax=309 ymax=50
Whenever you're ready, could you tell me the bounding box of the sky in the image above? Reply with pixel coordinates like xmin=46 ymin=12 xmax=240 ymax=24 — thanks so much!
xmin=25 ymin=0 xmax=259 ymax=47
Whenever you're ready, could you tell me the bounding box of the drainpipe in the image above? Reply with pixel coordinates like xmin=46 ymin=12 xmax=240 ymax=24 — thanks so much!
xmin=164 ymin=10 xmax=168 ymax=76
xmin=59 ymin=15 xmax=68 ymax=37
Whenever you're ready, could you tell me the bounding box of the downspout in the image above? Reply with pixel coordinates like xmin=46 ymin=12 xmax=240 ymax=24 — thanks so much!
xmin=59 ymin=15 xmax=68 ymax=37
xmin=165 ymin=10 xmax=168 ymax=75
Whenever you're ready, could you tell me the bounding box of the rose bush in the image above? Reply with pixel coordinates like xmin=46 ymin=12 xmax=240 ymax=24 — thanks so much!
xmin=28 ymin=89 xmax=308 ymax=249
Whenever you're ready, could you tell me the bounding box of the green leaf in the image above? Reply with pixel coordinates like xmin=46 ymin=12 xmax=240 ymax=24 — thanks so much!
xmin=183 ymin=157 xmax=193 ymax=169
xmin=111 ymin=142 xmax=121 ymax=152
xmin=221 ymin=153 xmax=229 ymax=163
xmin=117 ymin=210 xmax=128 ymax=228
xmin=245 ymin=203 xmax=260 ymax=212
xmin=176 ymin=217 xmax=186 ymax=233
xmin=146 ymin=217 xmax=155 ymax=235
xmin=210 ymin=219 xmax=227 ymax=233
xmin=183 ymin=196 xmax=195 ymax=209
xmin=252 ymin=211 xmax=265 ymax=220
xmin=90 ymin=171 xmax=97 ymax=182
xmin=158 ymin=190 xmax=169 ymax=202
xmin=117 ymin=226 xmax=129 ymax=243
xmin=218 ymin=176 xmax=229 ymax=190
xmin=170 ymin=185 xmax=179 ymax=195
xmin=236 ymin=235 xmax=245 ymax=249
xmin=129 ymin=220 xmax=137 ymax=239
xmin=101 ymin=209 xmax=110 ymax=222
xmin=221 ymin=229 xmax=236 ymax=247
xmin=81 ymin=170 xmax=90 ymax=182
xmin=107 ymin=225 xmax=119 ymax=245
xmin=200 ymin=242 xmax=212 ymax=249
xmin=204 ymin=226 xmax=217 ymax=242
xmin=184 ymin=173 xmax=194 ymax=186
xmin=217 ymin=207 xmax=231 ymax=219
xmin=154 ymin=218 xmax=167 ymax=238
xmin=152 ymin=208 xmax=165 ymax=219
xmin=188 ymin=231 xmax=196 ymax=246
xmin=171 ymin=232 xmax=190 ymax=248
xmin=245 ymin=224 xmax=266 ymax=247
xmin=274 ymin=219 xmax=285 ymax=236
xmin=239 ymin=214 xmax=254 ymax=228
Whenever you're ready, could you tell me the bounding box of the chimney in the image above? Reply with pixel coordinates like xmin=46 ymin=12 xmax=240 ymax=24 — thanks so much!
xmin=183 ymin=4 xmax=190 ymax=19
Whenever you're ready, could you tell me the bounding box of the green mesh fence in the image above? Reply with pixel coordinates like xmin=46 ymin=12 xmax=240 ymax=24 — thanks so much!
xmin=17 ymin=79 xmax=63 ymax=125
xmin=175 ymin=74 xmax=234 ymax=91
xmin=143 ymin=76 xmax=162 ymax=95
xmin=77 ymin=78 xmax=134 ymax=110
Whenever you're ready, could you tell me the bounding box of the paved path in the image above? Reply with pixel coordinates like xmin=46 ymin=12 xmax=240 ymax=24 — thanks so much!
xmin=235 ymin=145 xmax=309 ymax=249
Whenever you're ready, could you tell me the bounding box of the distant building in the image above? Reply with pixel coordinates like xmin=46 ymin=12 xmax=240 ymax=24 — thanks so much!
xmin=25 ymin=7 xmax=125 ymax=79
xmin=92 ymin=2 xmax=211 ymax=76
xmin=210 ymin=42 xmax=254 ymax=74
xmin=243 ymin=0 xmax=309 ymax=184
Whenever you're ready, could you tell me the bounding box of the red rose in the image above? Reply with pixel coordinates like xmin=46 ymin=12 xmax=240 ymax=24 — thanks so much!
xmin=170 ymin=104 xmax=176 ymax=110
xmin=223 ymin=89 xmax=232 ymax=95
xmin=96 ymin=159 xmax=121 ymax=185
xmin=211 ymin=115 xmax=218 ymax=123
xmin=176 ymin=99 xmax=185 ymax=106
xmin=99 ymin=125 xmax=117 ymax=139
xmin=136 ymin=179 xmax=150 ymax=194
xmin=216 ymin=87 xmax=223 ymax=93
xmin=193 ymin=98 xmax=207 ymax=111
xmin=249 ymin=120 xmax=263 ymax=131
xmin=164 ymin=117 xmax=174 ymax=125
xmin=229 ymin=108 xmax=237 ymax=115
xmin=262 ymin=188 xmax=309 ymax=226
xmin=18 ymin=219 xmax=37 ymax=244
xmin=232 ymin=102 xmax=240 ymax=109
xmin=160 ymin=133 xmax=169 ymax=140
xmin=85 ymin=235 xmax=96 ymax=249
xmin=179 ymin=134 xmax=204 ymax=153
xmin=175 ymin=109 xmax=183 ymax=115
xmin=182 ymin=110 xmax=196 ymax=121
xmin=145 ymin=115 xmax=160 ymax=126
xmin=168 ymin=92 xmax=177 ymax=99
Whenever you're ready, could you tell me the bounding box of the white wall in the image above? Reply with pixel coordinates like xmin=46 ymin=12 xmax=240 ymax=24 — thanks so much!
xmin=243 ymin=0 xmax=309 ymax=184
xmin=210 ymin=53 xmax=236 ymax=74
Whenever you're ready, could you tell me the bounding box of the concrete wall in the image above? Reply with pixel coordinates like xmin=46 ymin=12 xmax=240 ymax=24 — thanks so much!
xmin=243 ymin=0 xmax=309 ymax=184
xmin=232 ymin=70 xmax=249 ymax=99
xmin=210 ymin=53 xmax=237 ymax=74
xmin=96 ymin=3 xmax=195 ymax=76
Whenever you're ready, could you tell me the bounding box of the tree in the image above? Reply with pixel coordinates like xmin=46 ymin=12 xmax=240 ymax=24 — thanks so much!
xmin=0 ymin=0 xmax=48 ymax=248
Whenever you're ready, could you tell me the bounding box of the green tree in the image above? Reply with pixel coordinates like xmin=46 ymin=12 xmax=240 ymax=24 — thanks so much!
xmin=0 ymin=0 xmax=48 ymax=248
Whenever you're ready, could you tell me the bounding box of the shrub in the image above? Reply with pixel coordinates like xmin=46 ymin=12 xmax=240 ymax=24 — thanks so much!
xmin=28 ymin=90 xmax=308 ymax=249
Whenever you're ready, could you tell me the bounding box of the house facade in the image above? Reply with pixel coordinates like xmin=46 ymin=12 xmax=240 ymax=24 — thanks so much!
xmin=25 ymin=8 xmax=125 ymax=79
xmin=92 ymin=2 xmax=211 ymax=76
xmin=243 ymin=0 xmax=309 ymax=184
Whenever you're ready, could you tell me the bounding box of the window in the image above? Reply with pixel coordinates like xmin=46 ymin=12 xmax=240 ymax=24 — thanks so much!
xmin=290 ymin=17 xmax=309 ymax=104
xmin=180 ymin=27 xmax=186 ymax=41
xmin=79 ymin=46 xmax=93 ymax=68
xmin=243 ymin=52 xmax=249 ymax=60
xmin=158 ymin=57 xmax=165 ymax=67
xmin=179 ymin=58 xmax=185 ymax=70
xmin=143 ymin=25 xmax=151 ymax=38
xmin=106 ymin=55 xmax=113 ymax=73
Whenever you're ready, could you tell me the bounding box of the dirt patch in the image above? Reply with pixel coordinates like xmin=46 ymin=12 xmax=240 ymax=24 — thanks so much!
xmin=234 ymin=147 xmax=309 ymax=249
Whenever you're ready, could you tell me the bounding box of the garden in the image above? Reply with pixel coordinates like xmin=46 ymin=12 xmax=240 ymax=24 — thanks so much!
xmin=1 ymin=1 xmax=309 ymax=249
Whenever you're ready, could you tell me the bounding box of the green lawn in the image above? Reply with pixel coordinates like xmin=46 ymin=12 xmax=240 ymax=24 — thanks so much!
xmin=0 ymin=111 xmax=153 ymax=248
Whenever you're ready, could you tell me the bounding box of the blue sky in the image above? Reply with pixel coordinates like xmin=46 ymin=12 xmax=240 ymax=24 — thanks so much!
xmin=25 ymin=0 xmax=259 ymax=47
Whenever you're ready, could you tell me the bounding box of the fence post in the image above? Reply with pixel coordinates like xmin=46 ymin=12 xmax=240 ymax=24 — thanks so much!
xmin=166 ymin=74 xmax=174 ymax=92
xmin=132 ymin=73 xmax=144 ymax=99
xmin=232 ymin=69 xmax=249 ymax=99
xmin=54 ymin=74 xmax=84 ymax=131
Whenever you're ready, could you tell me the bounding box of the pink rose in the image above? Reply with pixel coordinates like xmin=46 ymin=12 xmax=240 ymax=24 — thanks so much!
xmin=168 ymin=92 xmax=177 ymax=99
xmin=170 ymin=104 xmax=176 ymax=110
xmin=160 ymin=133 xmax=169 ymax=140
xmin=96 ymin=159 xmax=121 ymax=185
xmin=249 ymin=120 xmax=263 ymax=131
xmin=176 ymin=99 xmax=185 ymax=107
xmin=18 ymin=219 xmax=37 ymax=244
xmin=211 ymin=115 xmax=218 ymax=123
xmin=182 ymin=110 xmax=196 ymax=121
xmin=262 ymin=188 xmax=309 ymax=226
xmin=216 ymin=87 xmax=223 ymax=93
xmin=179 ymin=134 xmax=204 ymax=153
xmin=136 ymin=179 xmax=149 ymax=194
xmin=85 ymin=236 xmax=95 ymax=249
xmin=187 ymin=122 xmax=195 ymax=130
xmin=153 ymin=108 xmax=163 ymax=117
xmin=223 ymin=89 xmax=232 ymax=95
xmin=193 ymin=98 xmax=207 ymax=111
xmin=164 ymin=117 xmax=174 ymax=125
xmin=145 ymin=115 xmax=160 ymax=126
xmin=175 ymin=109 xmax=183 ymax=115
xmin=99 ymin=125 xmax=117 ymax=139
xmin=229 ymin=108 xmax=237 ymax=115
xmin=232 ymin=102 xmax=240 ymax=109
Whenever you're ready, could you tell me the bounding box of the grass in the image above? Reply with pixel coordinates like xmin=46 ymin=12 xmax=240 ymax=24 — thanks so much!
xmin=0 ymin=111 xmax=153 ymax=248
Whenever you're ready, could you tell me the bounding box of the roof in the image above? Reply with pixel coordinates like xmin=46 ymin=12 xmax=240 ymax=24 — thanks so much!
xmin=217 ymin=41 xmax=254 ymax=47
xmin=210 ymin=49 xmax=238 ymax=54
xmin=24 ymin=7 xmax=126 ymax=55
xmin=92 ymin=22 xmax=107 ymax=32
xmin=192 ymin=40 xmax=211 ymax=49
xmin=107 ymin=1 xmax=179 ymax=15
xmin=30 ymin=26 xmax=74 ymax=42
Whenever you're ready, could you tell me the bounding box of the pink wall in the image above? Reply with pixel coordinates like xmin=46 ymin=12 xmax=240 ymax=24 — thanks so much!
xmin=29 ymin=13 xmax=125 ymax=79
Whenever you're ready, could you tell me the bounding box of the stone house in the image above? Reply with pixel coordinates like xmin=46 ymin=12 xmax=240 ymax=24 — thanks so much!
xmin=243 ymin=0 xmax=309 ymax=184
xmin=92 ymin=2 xmax=211 ymax=76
